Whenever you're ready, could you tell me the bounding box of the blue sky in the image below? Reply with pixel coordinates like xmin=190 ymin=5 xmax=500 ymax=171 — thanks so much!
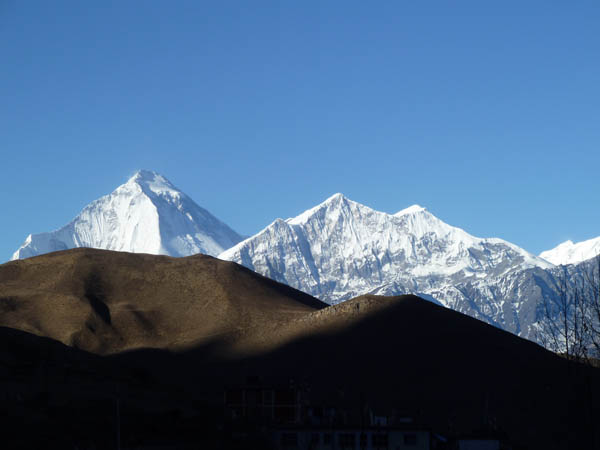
xmin=2 ymin=1 xmax=599 ymax=260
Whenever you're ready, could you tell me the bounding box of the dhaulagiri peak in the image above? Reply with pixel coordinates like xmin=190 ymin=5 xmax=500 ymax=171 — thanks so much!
xmin=11 ymin=169 xmax=243 ymax=260
xmin=127 ymin=169 xmax=172 ymax=185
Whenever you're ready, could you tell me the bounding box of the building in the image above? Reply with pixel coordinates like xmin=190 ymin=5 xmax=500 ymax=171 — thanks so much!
xmin=270 ymin=425 xmax=430 ymax=450
xmin=224 ymin=377 xmax=435 ymax=450
xmin=224 ymin=376 xmax=306 ymax=424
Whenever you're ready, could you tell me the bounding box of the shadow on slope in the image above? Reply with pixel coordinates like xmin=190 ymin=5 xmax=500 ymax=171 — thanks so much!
xmin=102 ymin=295 xmax=599 ymax=450
xmin=1 ymin=249 xmax=598 ymax=449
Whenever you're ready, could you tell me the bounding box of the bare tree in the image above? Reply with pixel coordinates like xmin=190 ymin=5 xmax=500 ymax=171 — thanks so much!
xmin=538 ymin=263 xmax=591 ymax=363
xmin=580 ymin=255 xmax=600 ymax=364
xmin=537 ymin=255 xmax=600 ymax=448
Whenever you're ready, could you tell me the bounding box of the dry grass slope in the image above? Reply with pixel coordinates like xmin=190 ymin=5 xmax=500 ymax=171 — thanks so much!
xmin=0 ymin=249 xmax=598 ymax=449
xmin=0 ymin=248 xmax=326 ymax=354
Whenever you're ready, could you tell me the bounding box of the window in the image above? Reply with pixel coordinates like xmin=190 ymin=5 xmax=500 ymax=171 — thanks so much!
xmin=263 ymin=389 xmax=274 ymax=404
xmin=311 ymin=406 xmax=323 ymax=418
xmin=372 ymin=433 xmax=388 ymax=448
xmin=359 ymin=432 xmax=368 ymax=448
xmin=339 ymin=433 xmax=356 ymax=448
xmin=274 ymin=406 xmax=297 ymax=423
xmin=245 ymin=389 xmax=258 ymax=404
xmin=404 ymin=433 xmax=417 ymax=446
xmin=281 ymin=432 xmax=298 ymax=446
xmin=225 ymin=389 xmax=243 ymax=404
xmin=275 ymin=388 xmax=297 ymax=404
xmin=230 ymin=406 xmax=244 ymax=419
xmin=310 ymin=433 xmax=320 ymax=444
xmin=323 ymin=433 xmax=332 ymax=445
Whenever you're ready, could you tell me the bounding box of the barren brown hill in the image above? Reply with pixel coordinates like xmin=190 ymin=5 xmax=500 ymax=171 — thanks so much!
xmin=0 ymin=248 xmax=326 ymax=354
xmin=1 ymin=249 xmax=599 ymax=449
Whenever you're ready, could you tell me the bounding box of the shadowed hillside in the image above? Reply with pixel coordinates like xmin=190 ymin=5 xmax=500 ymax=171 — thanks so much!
xmin=0 ymin=250 xmax=598 ymax=449
xmin=109 ymin=294 xmax=597 ymax=449
xmin=229 ymin=295 xmax=598 ymax=448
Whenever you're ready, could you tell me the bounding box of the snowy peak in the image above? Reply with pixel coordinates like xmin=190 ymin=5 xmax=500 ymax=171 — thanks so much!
xmin=129 ymin=169 xmax=171 ymax=185
xmin=322 ymin=192 xmax=347 ymax=204
xmin=220 ymin=193 xmax=552 ymax=304
xmin=218 ymin=193 xmax=558 ymax=343
xmin=126 ymin=170 xmax=180 ymax=198
xmin=12 ymin=171 xmax=243 ymax=260
xmin=286 ymin=193 xmax=359 ymax=225
xmin=395 ymin=204 xmax=427 ymax=216
xmin=540 ymin=237 xmax=600 ymax=265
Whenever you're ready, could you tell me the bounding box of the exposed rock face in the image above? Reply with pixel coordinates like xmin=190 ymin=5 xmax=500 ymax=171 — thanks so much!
xmin=220 ymin=193 xmax=559 ymax=341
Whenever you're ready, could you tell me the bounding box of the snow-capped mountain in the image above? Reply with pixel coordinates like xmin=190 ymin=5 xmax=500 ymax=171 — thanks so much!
xmin=219 ymin=193 xmax=556 ymax=339
xmin=540 ymin=237 xmax=600 ymax=266
xmin=12 ymin=170 xmax=243 ymax=260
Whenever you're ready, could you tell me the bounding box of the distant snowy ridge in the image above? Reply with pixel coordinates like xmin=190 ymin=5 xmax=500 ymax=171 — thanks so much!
xmin=540 ymin=237 xmax=600 ymax=266
xmin=12 ymin=170 xmax=243 ymax=260
xmin=14 ymin=175 xmax=594 ymax=345
xmin=219 ymin=193 xmax=556 ymax=340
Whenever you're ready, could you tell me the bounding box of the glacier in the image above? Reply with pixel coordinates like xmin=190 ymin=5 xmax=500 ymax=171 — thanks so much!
xmin=12 ymin=170 xmax=243 ymax=260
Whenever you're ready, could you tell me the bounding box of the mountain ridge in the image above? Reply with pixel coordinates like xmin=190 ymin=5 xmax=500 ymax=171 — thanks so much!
xmin=219 ymin=192 xmax=557 ymax=341
xmin=12 ymin=170 xmax=243 ymax=260
xmin=11 ymin=172 xmax=598 ymax=346
xmin=540 ymin=236 xmax=600 ymax=265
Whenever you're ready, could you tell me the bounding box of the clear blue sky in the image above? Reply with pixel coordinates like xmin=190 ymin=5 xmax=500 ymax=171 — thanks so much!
xmin=2 ymin=1 xmax=599 ymax=261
